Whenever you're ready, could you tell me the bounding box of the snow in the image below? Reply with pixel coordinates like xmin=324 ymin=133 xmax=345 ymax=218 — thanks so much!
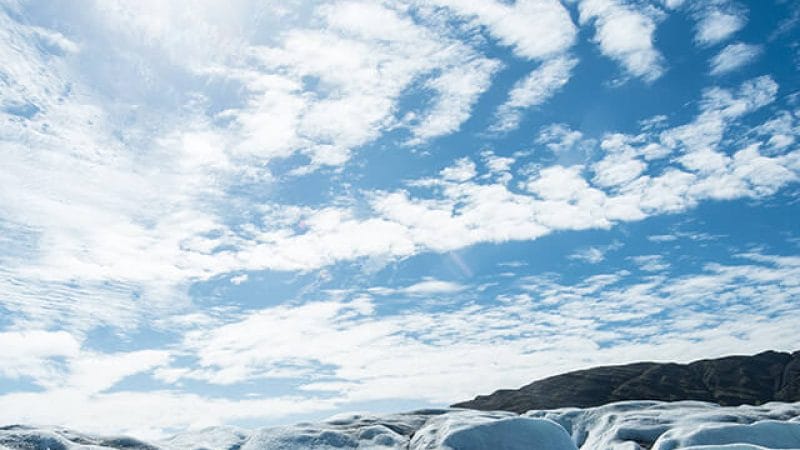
xmin=1 ymin=401 xmax=800 ymax=449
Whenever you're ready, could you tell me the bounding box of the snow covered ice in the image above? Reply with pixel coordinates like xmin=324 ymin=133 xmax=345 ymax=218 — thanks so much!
xmin=2 ymin=401 xmax=800 ymax=449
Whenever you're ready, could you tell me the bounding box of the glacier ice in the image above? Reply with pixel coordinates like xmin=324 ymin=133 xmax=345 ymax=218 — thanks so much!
xmin=525 ymin=401 xmax=800 ymax=449
xmin=409 ymin=410 xmax=576 ymax=449
xmin=1 ymin=401 xmax=800 ymax=449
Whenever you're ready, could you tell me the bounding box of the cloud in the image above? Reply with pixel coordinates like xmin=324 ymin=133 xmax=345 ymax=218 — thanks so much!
xmin=569 ymin=247 xmax=608 ymax=264
xmin=64 ymin=350 xmax=170 ymax=394
xmin=0 ymin=330 xmax=81 ymax=383
xmin=756 ymin=111 xmax=800 ymax=151
xmin=429 ymin=0 xmax=577 ymax=60
xmin=4 ymin=53 xmax=789 ymax=339
xmin=4 ymin=253 xmax=800 ymax=437
xmin=0 ymin=1 xmax=503 ymax=331
xmin=661 ymin=0 xmax=685 ymax=9
xmin=252 ymin=1 xmax=503 ymax=155
xmin=370 ymin=279 xmax=467 ymax=296
xmin=493 ymin=56 xmax=579 ymax=132
xmin=648 ymin=231 xmax=721 ymax=243
xmin=7 ymin=2 xmax=791 ymax=339
xmin=1 ymin=2 xmax=799 ymax=438
xmin=536 ymin=123 xmax=588 ymax=154
xmin=710 ymin=42 xmax=762 ymax=75
xmin=209 ymin=77 xmax=796 ymax=276
xmin=428 ymin=0 xmax=579 ymax=134
xmin=409 ymin=57 xmax=501 ymax=142
xmin=0 ymin=328 xmax=170 ymax=395
xmin=592 ymin=152 xmax=648 ymax=189
xmin=440 ymin=158 xmax=478 ymax=182
xmin=694 ymin=7 xmax=747 ymax=46
xmin=149 ymin=251 xmax=800 ymax=420
xmin=230 ymin=274 xmax=248 ymax=285
xmin=569 ymin=242 xmax=623 ymax=264
xmin=630 ymin=255 xmax=671 ymax=272
xmin=578 ymin=0 xmax=665 ymax=82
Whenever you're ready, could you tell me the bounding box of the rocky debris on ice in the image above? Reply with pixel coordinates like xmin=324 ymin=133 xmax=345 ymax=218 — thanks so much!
xmin=2 ymin=401 xmax=800 ymax=449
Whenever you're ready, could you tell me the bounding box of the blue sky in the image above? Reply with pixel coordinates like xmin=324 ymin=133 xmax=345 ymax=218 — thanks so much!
xmin=1 ymin=0 xmax=799 ymax=438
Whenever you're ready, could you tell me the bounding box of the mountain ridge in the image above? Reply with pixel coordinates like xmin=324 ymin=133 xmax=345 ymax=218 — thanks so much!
xmin=452 ymin=350 xmax=800 ymax=413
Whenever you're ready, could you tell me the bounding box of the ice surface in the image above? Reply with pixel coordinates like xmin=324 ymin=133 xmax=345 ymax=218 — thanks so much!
xmin=525 ymin=400 xmax=800 ymax=449
xmin=409 ymin=410 xmax=577 ymax=449
xmin=2 ymin=401 xmax=800 ymax=449
xmin=162 ymin=426 xmax=248 ymax=450
xmin=652 ymin=420 xmax=800 ymax=449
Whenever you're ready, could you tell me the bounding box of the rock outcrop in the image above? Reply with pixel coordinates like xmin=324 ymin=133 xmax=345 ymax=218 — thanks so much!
xmin=453 ymin=350 xmax=800 ymax=413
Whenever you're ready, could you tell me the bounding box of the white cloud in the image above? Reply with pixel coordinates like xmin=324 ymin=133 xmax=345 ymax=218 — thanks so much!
xmin=205 ymin=76 xmax=797 ymax=277
xmin=649 ymin=234 xmax=678 ymax=242
xmin=0 ymin=330 xmax=81 ymax=383
xmin=429 ymin=0 xmax=577 ymax=60
xmin=424 ymin=0 xmax=579 ymax=134
xmin=3 ymin=247 xmax=800 ymax=437
xmin=569 ymin=241 xmax=623 ymax=264
xmin=630 ymin=254 xmax=670 ymax=272
xmin=592 ymin=153 xmax=648 ymax=188
xmin=756 ymin=110 xmax=800 ymax=151
xmin=525 ymin=165 xmax=592 ymax=202
xmin=440 ymin=158 xmax=478 ymax=182
xmin=493 ymin=56 xmax=579 ymax=132
xmin=536 ymin=123 xmax=587 ymax=154
xmin=2 ymin=3 xmax=789 ymax=340
xmin=410 ymin=57 xmax=501 ymax=142
xmin=569 ymin=247 xmax=607 ymax=264
xmin=695 ymin=9 xmax=746 ymax=46
xmin=230 ymin=274 xmax=248 ymax=285
xmin=710 ymin=42 xmax=762 ymax=75
xmin=661 ymin=0 xmax=685 ymax=9
xmin=578 ymin=0 xmax=665 ymax=82
xmin=482 ymin=152 xmax=515 ymax=174
xmin=251 ymin=1 xmax=500 ymax=155
xmin=10 ymin=3 xmax=791 ymax=340
xmin=151 ymin=251 xmax=800 ymax=420
xmin=648 ymin=231 xmax=721 ymax=243
xmin=661 ymin=75 xmax=778 ymax=165
xmin=0 ymin=328 xmax=170 ymax=395
xmin=371 ymin=279 xmax=467 ymax=296
xmin=1 ymin=1 xmax=799 ymax=438
xmin=65 ymin=350 xmax=170 ymax=394
xmin=0 ymin=1 xmax=512 ymax=331
xmin=480 ymin=151 xmax=516 ymax=184
xmin=402 ymin=279 xmax=466 ymax=295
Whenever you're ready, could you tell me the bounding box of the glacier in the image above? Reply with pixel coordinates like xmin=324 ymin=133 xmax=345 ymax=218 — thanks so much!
xmin=2 ymin=401 xmax=800 ymax=449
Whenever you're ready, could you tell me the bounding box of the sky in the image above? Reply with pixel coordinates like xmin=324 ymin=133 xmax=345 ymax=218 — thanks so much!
xmin=0 ymin=0 xmax=799 ymax=439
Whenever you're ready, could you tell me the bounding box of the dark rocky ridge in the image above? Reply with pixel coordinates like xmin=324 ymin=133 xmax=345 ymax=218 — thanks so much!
xmin=453 ymin=350 xmax=800 ymax=413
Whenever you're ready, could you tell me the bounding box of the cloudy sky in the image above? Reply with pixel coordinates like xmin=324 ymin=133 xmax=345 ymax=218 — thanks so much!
xmin=1 ymin=0 xmax=799 ymax=439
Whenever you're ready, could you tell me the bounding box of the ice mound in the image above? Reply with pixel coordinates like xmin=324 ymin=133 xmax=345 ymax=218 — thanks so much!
xmin=409 ymin=410 xmax=577 ymax=449
xmin=0 ymin=424 xmax=158 ymax=450
xmin=652 ymin=420 xmax=800 ymax=449
xmin=525 ymin=400 xmax=800 ymax=449
xmin=167 ymin=410 xmax=450 ymax=450
xmin=161 ymin=426 xmax=248 ymax=450
xmin=2 ymin=401 xmax=800 ymax=449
